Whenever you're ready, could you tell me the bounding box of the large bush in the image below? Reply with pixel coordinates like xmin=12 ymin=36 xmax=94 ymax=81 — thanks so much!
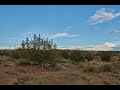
xmin=11 ymin=34 xmax=60 ymax=65
xmin=70 ymin=50 xmax=85 ymax=62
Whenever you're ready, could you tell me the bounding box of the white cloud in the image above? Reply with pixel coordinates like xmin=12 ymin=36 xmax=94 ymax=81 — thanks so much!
xmin=81 ymin=42 xmax=115 ymax=51
xmin=51 ymin=32 xmax=79 ymax=38
xmin=57 ymin=46 xmax=67 ymax=49
xmin=109 ymin=30 xmax=120 ymax=34
xmin=90 ymin=8 xmax=120 ymax=25
xmin=67 ymin=35 xmax=79 ymax=37
xmin=64 ymin=26 xmax=71 ymax=32
xmin=103 ymin=42 xmax=115 ymax=47
xmin=52 ymin=32 xmax=69 ymax=38
xmin=58 ymin=42 xmax=117 ymax=51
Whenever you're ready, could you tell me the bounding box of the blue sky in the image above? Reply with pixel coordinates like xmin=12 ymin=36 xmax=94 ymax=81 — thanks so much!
xmin=1 ymin=5 xmax=120 ymax=50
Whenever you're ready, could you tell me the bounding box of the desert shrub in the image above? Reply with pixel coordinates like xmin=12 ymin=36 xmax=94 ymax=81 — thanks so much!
xmin=70 ymin=50 xmax=85 ymax=62
xmin=13 ymin=48 xmax=61 ymax=66
xmin=61 ymin=50 xmax=70 ymax=59
xmin=98 ymin=64 xmax=113 ymax=72
xmin=85 ymin=52 xmax=94 ymax=61
xmin=100 ymin=51 xmax=112 ymax=62
xmin=12 ymin=34 xmax=60 ymax=66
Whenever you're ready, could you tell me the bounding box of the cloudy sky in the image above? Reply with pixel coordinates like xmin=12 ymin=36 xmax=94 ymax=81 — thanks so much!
xmin=0 ymin=5 xmax=120 ymax=51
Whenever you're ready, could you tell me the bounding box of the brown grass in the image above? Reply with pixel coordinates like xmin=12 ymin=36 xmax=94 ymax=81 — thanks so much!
xmin=0 ymin=56 xmax=120 ymax=85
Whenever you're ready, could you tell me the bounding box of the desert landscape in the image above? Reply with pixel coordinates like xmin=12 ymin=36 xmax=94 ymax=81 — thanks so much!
xmin=0 ymin=5 xmax=120 ymax=85
xmin=0 ymin=45 xmax=120 ymax=85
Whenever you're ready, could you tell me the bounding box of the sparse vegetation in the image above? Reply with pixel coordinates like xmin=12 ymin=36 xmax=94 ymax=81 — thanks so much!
xmin=1 ymin=34 xmax=120 ymax=85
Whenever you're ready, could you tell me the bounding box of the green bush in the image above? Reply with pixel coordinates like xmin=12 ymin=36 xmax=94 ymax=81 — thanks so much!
xmin=61 ymin=50 xmax=70 ymax=59
xmin=85 ymin=52 xmax=94 ymax=61
xmin=100 ymin=51 xmax=112 ymax=62
xmin=12 ymin=48 xmax=61 ymax=66
xmin=70 ymin=50 xmax=85 ymax=62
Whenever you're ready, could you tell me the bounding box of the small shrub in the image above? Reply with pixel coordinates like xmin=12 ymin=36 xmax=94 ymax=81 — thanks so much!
xmin=100 ymin=51 xmax=112 ymax=62
xmin=83 ymin=66 xmax=97 ymax=72
xmin=85 ymin=52 xmax=94 ymax=61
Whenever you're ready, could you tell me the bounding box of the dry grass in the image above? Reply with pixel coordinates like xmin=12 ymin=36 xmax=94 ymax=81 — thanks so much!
xmin=0 ymin=56 xmax=120 ymax=85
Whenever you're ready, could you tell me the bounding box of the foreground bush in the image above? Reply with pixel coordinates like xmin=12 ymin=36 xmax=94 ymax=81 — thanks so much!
xmin=12 ymin=48 xmax=61 ymax=66
xmin=70 ymin=50 xmax=85 ymax=62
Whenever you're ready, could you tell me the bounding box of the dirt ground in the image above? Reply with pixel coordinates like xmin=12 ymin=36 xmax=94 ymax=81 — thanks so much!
xmin=0 ymin=56 xmax=120 ymax=85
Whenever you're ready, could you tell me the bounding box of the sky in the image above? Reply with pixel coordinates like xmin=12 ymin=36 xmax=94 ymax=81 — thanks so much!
xmin=0 ymin=5 xmax=120 ymax=51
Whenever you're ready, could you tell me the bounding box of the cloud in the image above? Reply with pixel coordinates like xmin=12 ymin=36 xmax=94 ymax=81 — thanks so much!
xmin=90 ymin=8 xmax=120 ymax=25
xmin=57 ymin=46 xmax=66 ymax=49
xmin=81 ymin=42 xmax=115 ymax=51
xmin=52 ymin=33 xmax=69 ymax=38
xmin=109 ymin=30 xmax=120 ymax=34
xmin=103 ymin=42 xmax=115 ymax=47
xmin=67 ymin=35 xmax=79 ymax=37
xmin=51 ymin=32 xmax=79 ymax=38
xmin=58 ymin=42 xmax=117 ymax=51
xmin=64 ymin=26 xmax=71 ymax=32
